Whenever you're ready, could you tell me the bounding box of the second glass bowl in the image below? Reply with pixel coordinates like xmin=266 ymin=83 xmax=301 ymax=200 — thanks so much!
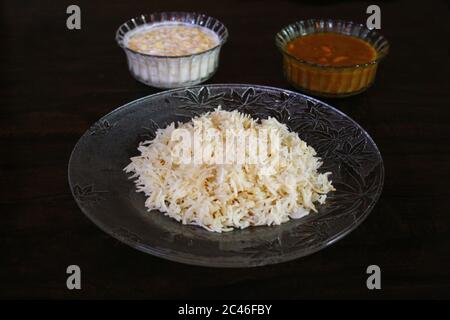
xmin=116 ymin=12 xmax=228 ymax=89
xmin=276 ymin=19 xmax=389 ymax=97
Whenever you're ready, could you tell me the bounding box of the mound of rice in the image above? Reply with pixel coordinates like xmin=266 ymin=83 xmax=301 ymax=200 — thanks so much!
xmin=125 ymin=107 xmax=335 ymax=232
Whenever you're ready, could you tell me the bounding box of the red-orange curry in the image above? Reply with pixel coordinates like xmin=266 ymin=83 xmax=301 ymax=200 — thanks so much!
xmin=286 ymin=33 xmax=376 ymax=66
xmin=282 ymin=32 xmax=379 ymax=96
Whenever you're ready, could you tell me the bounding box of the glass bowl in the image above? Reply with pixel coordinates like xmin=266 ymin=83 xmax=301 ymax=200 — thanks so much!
xmin=275 ymin=19 xmax=389 ymax=98
xmin=116 ymin=12 xmax=228 ymax=89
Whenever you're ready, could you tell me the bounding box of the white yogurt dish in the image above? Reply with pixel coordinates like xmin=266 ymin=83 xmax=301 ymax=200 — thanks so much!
xmin=116 ymin=12 xmax=228 ymax=89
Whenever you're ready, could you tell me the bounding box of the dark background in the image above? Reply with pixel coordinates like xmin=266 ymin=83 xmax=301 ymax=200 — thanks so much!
xmin=1 ymin=0 xmax=449 ymax=299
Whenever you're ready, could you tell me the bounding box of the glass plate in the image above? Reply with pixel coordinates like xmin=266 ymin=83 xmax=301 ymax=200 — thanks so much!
xmin=68 ymin=84 xmax=384 ymax=267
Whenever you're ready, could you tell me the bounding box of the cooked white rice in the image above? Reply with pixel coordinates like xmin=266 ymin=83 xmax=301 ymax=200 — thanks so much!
xmin=124 ymin=107 xmax=335 ymax=232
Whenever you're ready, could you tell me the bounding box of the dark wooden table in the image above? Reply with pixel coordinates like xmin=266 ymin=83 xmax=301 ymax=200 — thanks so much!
xmin=1 ymin=0 xmax=449 ymax=299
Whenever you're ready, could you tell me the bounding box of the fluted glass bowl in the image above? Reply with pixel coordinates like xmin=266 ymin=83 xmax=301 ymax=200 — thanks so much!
xmin=276 ymin=19 xmax=389 ymax=97
xmin=116 ymin=12 xmax=228 ymax=89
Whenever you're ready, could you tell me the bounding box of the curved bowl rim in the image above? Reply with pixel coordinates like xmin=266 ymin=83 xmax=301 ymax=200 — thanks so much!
xmin=275 ymin=18 xmax=390 ymax=69
xmin=115 ymin=11 xmax=229 ymax=59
